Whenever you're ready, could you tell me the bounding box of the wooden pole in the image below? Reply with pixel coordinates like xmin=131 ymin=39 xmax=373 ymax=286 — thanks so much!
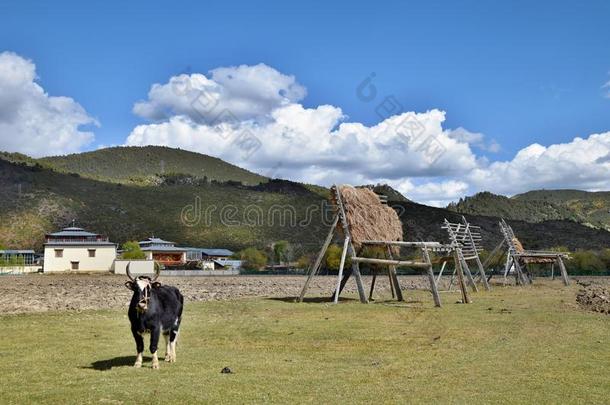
xmin=435 ymin=261 xmax=447 ymax=286
xmin=387 ymin=269 xmax=395 ymax=298
xmin=386 ymin=247 xmax=404 ymax=302
xmin=333 ymin=236 xmax=350 ymax=304
xmin=448 ymin=266 xmax=456 ymax=291
xmin=557 ymin=257 xmax=570 ymax=286
xmin=453 ymin=249 xmax=470 ymax=304
xmin=368 ymin=274 xmax=377 ymax=301
xmin=422 ymin=246 xmax=442 ymax=307
xmin=461 ymin=216 xmax=490 ymax=291
xmin=461 ymin=257 xmax=479 ymax=292
xmin=512 ymin=257 xmax=528 ymax=286
xmin=298 ymin=214 xmax=339 ymax=302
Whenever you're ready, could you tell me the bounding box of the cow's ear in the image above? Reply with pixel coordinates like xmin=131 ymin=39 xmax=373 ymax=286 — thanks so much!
xmin=151 ymin=282 xmax=162 ymax=289
xmin=125 ymin=281 xmax=135 ymax=290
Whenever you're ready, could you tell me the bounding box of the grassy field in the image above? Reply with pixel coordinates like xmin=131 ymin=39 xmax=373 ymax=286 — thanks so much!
xmin=2 ymin=282 xmax=609 ymax=404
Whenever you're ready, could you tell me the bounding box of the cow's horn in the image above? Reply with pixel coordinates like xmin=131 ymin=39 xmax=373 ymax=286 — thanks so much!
xmin=125 ymin=262 xmax=134 ymax=281
xmin=152 ymin=261 xmax=161 ymax=282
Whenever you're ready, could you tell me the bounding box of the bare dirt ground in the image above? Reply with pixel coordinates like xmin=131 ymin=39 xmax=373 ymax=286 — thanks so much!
xmin=1 ymin=273 xmax=608 ymax=315
xmin=0 ymin=273 xmax=436 ymax=314
xmin=576 ymin=279 xmax=610 ymax=315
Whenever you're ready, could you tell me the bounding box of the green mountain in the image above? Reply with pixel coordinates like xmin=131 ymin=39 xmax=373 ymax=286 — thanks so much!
xmin=1 ymin=147 xmax=609 ymax=255
xmin=448 ymin=190 xmax=610 ymax=231
xmin=0 ymin=157 xmax=325 ymax=253
xmin=37 ymin=146 xmax=267 ymax=185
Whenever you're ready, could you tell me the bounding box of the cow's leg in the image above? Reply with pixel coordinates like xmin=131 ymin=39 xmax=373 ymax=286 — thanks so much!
xmin=164 ymin=332 xmax=173 ymax=362
xmin=131 ymin=327 xmax=144 ymax=368
xmin=169 ymin=328 xmax=178 ymax=363
xmin=150 ymin=327 xmax=160 ymax=369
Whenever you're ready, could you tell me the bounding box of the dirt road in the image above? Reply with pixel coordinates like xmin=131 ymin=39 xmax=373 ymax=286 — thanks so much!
xmin=0 ymin=273 xmax=436 ymax=314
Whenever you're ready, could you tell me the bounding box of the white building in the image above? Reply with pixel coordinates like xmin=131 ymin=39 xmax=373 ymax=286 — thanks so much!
xmin=43 ymin=226 xmax=116 ymax=272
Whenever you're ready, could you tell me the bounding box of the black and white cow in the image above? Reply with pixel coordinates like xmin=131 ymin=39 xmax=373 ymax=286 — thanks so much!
xmin=124 ymin=263 xmax=183 ymax=369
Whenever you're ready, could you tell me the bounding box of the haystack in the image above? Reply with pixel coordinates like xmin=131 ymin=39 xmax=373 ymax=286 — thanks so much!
xmin=332 ymin=185 xmax=403 ymax=254
xmin=512 ymin=238 xmax=556 ymax=264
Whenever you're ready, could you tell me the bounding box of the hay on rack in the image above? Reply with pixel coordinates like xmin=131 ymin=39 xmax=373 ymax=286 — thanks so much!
xmin=333 ymin=185 xmax=403 ymax=254
xmin=512 ymin=237 xmax=557 ymax=264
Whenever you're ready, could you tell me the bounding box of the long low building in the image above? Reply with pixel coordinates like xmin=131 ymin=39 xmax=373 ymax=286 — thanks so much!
xmin=43 ymin=226 xmax=116 ymax=272
xmin=138 ymin=237 xmax=186 ymax=266
xmin=0 ymin=250 xmax=35 ymax=265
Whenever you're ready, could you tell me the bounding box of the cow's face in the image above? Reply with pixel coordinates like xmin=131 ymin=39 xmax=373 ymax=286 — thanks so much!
xmin=125 ymin=277 xmax=160 ymax=313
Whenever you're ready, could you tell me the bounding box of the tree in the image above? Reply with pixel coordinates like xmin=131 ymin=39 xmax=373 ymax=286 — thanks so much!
xmin=568 ymin=250 xmax=605 ymax=274
xmin=121 ymin=241 xmax=146 ymax=260
xmin=297 ymin=254 xmax=312 ymax=270
xmin=273 ymin=240 xmax=292 ymax=264
xmin=325 ymin=244 xmax=352 ymax=271
xmin=240 ymin=248 xmax=268 ymax=271
xmin=599 ymin=248 xmax=610 ymax=269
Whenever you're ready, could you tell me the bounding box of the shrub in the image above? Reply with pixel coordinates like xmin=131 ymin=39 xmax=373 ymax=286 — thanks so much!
xmin=240 ymin=248 xmax=268 ymax=271
xmin=324 ymin=244 xmax=353 ymax=271
xmin=121 ymin=241 xmax=146 ymax=260
xmin=568 ymin=250 xmax=605 ymax=273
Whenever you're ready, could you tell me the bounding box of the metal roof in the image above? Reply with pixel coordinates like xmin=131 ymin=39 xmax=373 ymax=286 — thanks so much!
xmin=47 ymin=226 xmax=100 ymax=237
xmin=214 ymin=259 xmax=242 ymax=266
xmin=44 ymin=241 xmax=116 ymax=246
xmin=183 ymin=248 xmax=233 ymax=256
xmin=0 ymin=250 xmax=35 ymax=254
xmin=139 ymin=237 xmax=175 ymax=245
xmin=140 ymin=246 xmax=186 ymax=252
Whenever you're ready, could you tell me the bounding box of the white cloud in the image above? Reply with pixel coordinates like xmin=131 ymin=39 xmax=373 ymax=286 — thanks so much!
xmin=386 ymin=178 xmax=469 ymax=207
xmin=127 ymin=104 xmax=480 ymax=184
xmin=448 ymin=127 xmax=500 ymax=153
xmin=0 ymin=51 xmax=97 ymax=157
xmin=469 ymin=132 xmax=610 ymax=194
xmin=127 ymin=64 xmax=610 ymax=206
xmin=132 ymin=63 xmax=306 ymax=123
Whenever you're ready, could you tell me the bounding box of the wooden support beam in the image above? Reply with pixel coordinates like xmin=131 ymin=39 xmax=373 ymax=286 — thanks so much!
xmin=368 ymin=274 xmax=377 ymax=301
xmin=362 ymin=240 xmax=450 ymax=249
xmin=351 ymin=257 xmax=430 ymax=267
xmin=460 ymin=257 xmax=479 ymax=292
xmin=298 ymin=214 xmax=339 ymax=302
xmin=435 ymin=261 xmax=447 ymax=286
xmin=557 ymin=257 xmax=570 ymax=286
xmin=333 ymin=236 xmax=350 ymax=304
xmin=423 ymin=246 xmax=442 ymax=307
xmin=453 ymin=249 xmax=470 ymax=304
xmin=386 ymin=247 xmax=404 ymax=302
xmin=474 ymin=253 xmax=491 ymax=291
xmin=388 ymin=269 xmax=395 ymax=298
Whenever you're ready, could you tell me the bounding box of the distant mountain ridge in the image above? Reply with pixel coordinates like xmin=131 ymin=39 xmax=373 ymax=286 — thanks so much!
xmin=1 ymin=147 xmax=609 ymax=254
xmin=37 ymin=146 xmax=267 ymax=185
xmin=448 ymin=190 xmax=610 ymax=231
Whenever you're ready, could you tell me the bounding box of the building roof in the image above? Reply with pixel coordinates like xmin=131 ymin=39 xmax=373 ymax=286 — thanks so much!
xmin=140 ymin=246 xmax=186 ymax=252
xmin=139 ymin=237 xmax=176 ymax=245
xmin=183 ymin=247 xmax=234 ymax=256
xmin=44 ymin=241 xmax=116 ymax=246
xmin=0 ymin=250 xmax=35 ymax=254
xmin=48 ymin=229 xmax=100 ymax=237
xmin=214 ymin=259 xmax=242 ymax=266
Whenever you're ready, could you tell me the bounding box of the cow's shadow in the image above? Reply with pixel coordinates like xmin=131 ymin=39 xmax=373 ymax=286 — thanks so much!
xmin=84 ymin=356 xmax=151 ymax=371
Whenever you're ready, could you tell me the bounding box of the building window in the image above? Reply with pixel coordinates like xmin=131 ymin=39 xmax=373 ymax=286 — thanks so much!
xmin=71 ymin=261 xmax=79 ymax=270
xmin=88 ymin=249 xmax=96 ymax=258
xmin=55 ymin=249 xmax=63 ymax=258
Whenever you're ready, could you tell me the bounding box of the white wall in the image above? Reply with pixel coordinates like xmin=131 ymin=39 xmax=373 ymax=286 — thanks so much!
xmin=113 ymin=259 xmax=155 ymax=275
xmin=43 ymin=245 xmax=116 ymax=272
xmin=0 ymin=265 xmax=41 ymax=275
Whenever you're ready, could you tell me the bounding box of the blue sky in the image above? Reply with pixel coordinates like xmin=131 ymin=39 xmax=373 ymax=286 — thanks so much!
xmin=1 ymin=1 xmax=609 ymax=204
